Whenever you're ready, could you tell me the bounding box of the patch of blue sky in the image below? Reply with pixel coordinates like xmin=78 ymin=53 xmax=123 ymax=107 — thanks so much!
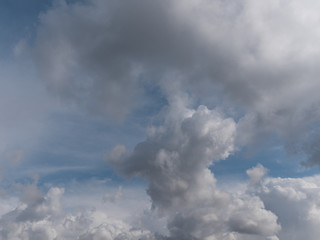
xmin=212 ymin=143 xmax=318 ymax=183
xmin=0 ymin=0 xmax=53 ymax=57
xmin=2 ymin=150 xmax=146 ymax=195
xmin=44 ymin=111 xmax=141 ymax=149
xmin=4 ymin=96 xmax=165 ymax=188
xmin=0 ymin=0 xmax=87 ymax=58
xmin=133 ymin=82 xmax=169 ymax=126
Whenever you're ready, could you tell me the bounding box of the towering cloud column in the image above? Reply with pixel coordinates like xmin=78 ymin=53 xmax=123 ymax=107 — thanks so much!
xmin=108 ymin=98 xmax=280 ymax=239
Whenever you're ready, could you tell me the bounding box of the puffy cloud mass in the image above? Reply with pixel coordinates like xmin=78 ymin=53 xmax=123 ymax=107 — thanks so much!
xmin=0 ymin=186 xmax=156 ymax=240
xmin=4 ymin=166 xmax=320 ymax=239
xmin=33 ymin=0 xmax=320 ymax=164
xmin=253 ymin=167 xmax=320 ymax=240
xmin=108 ymin=97 xmax=237 ymax=209
xmin=107 ymin=99 xmax=280 ymax=239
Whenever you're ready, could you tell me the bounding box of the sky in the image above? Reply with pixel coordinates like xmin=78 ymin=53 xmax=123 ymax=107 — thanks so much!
xmin=1 ymin=0 xmax=320 ymax=239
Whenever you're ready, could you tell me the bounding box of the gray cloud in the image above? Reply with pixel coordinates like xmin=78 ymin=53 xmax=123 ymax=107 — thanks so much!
xmin=0 ymin=185 xmax=157 ymax=240
xmin=32 ymin=0 xmax=320 ymax=165
xmin=107 ymin=99 xmax=280 ymax=239
xmin=108 ymin=99 xmax=237 ymax=211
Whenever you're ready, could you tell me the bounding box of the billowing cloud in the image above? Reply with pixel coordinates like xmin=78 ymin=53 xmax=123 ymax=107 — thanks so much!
xmin=108 ymin=99 xmax=237 ymax=210
xmin=3 ymin=165 xmax=320 ymax=239
xmin=107 ymin=99 xmax=280 ymax=239
xmin=33 ymin=0 xmax=320 ymax=165
xmin=0 ymin=186 xmax=156 ymax=240
xmin=248 ymin=165 xmax=320 ymax=240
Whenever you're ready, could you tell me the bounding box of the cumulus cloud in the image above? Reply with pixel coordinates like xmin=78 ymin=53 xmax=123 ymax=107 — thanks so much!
xmin=108 ymin=99 xmax=237 ymax=210
xmin=107 ymin=99 xmax=280 ymax=239
xmin=3 ymin=165 xmax=320 ymax=240
xmin=248 ymin=168 xmax=320 ymax=240
xmin=247 ymin=164 xmax=268 ymax=186
xmin=0 ymin=170 xmax=281 ymax=240
xmin=0 ymin=186 xmax=157 ymax=240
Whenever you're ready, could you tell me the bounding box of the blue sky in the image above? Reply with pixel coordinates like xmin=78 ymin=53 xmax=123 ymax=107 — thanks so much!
xmin=1 ymin=0 xmax=320 ymax=239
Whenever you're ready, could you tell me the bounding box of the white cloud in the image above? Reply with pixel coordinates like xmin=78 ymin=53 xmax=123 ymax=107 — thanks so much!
xmin=256 ymin=175 xmax=320 ymax=240
xmin=2 ymin=166 xmax=320 ymax=239
xmin=247 ymin=164 xmax=269 ymax=186
xmin=107 ymin=99 xmax=280 ymax=239
xmin=0 ymin=185 xmax=157 ymax=240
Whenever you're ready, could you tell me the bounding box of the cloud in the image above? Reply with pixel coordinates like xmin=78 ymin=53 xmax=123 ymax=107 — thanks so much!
xmin=108 ymin=100 xmax=237 ymax=210
xmin=0 ymin=187 xmax=62 ymax=240
xmin=32 ymin=0 xmax=241 ymax=119
xmin=33 ymin=0 xmax=151 ymax=119
xmin=244 ymin=167 xmax=320 ymax=240
xmin=257 ymin=175 xmax=320 ymax=240
xmin=0 ymin=185 xmax=157 ymax=240
xmin=32 ymin=0 xmax=320 ymax=166
xmin=0 ymin=175 xmax=280 ymax=240
xmin=3 ymin=164 xmax=320 ymax=239
xmin=103 ymin=186 xmax=123 ymax=203
xmin=227 ymin=195 xmax=280 ymax=236
xmin=107 ymin=99 xmax=280 ymax=239
xmin=247 ymin=164 xmax=268 ymax=186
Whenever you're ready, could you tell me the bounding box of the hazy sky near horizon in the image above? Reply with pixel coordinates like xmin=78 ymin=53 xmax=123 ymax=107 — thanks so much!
xmin=1 ymin=0 xmax=320 ymax=239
